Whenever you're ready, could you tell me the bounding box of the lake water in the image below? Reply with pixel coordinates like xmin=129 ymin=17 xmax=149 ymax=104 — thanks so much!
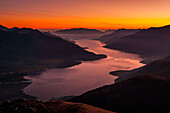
xmin=24 ymin=39 xmax=144 ymax=101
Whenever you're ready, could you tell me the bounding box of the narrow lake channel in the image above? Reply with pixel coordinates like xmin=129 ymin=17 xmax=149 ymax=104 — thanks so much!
xmin=24 ymin=39 xmax=144 ymax=100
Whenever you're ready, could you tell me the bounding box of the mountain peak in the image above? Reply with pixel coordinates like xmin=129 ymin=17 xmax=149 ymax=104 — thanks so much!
xmin=0 ymin=24 xmax=7 ymax=28
xmin=0 ymin=25 xmax=9 ymax=31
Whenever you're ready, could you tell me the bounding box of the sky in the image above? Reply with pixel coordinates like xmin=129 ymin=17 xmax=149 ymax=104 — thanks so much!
xmin=0 ymin=0 xmax=170 ymax=29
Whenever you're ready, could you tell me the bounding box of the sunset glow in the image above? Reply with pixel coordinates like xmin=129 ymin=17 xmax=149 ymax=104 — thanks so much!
xmin=0 ymin=0 xmax=170 ymax=29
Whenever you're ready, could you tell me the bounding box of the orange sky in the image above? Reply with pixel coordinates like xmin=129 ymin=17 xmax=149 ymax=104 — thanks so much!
xmin=0 ymin=0 xmax=170 ymax=29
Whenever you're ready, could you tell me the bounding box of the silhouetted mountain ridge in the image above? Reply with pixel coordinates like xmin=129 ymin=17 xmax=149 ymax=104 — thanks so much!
xmin=110 ymin=55 xmax=170 ymax=82
xmin=0 ymin=25 xmax=106 ymax=60
xmin=70 ymin=74 xmax=170 ymax=113
xmin=105 ymin=25 xmax=170 ymax=63
xmin=99 ymin=29 xmax=140 ymax=43
xmin=0 ymin=25 xmax=9 ymax=31
xmin=56 ymin=28 xmax=104 ymax=34
xmin=0 ymin=99 xmax=115 ymax=113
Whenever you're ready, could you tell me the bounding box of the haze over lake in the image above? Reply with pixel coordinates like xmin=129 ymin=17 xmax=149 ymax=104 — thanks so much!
xmin=24 ymin=38 xmax=144 ymax=100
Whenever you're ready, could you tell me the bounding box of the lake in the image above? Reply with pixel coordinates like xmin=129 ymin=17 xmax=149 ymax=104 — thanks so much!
xmin=24 ymin=39 xmax=144 ymax=101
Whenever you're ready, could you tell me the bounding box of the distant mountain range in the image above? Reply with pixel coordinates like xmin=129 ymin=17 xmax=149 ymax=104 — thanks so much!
xmin=104 ymin=25 xmax=170 ymax=63
xmin=56 ymin=28 xmax=105 ymax=34
xmin=104 ymin=29 xmax=115 ymax=34
xmin=99 ymin=29 xmax=140 ymax=43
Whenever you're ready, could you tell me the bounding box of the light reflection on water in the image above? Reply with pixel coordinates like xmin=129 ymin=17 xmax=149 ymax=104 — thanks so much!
xmin=24 ymin=39 xmax=144 ymax=100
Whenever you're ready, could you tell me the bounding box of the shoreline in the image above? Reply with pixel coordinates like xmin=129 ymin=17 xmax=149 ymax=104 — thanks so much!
xmin=0 ymin=39 xmax=145 ymax=104
xmin=23 ymin=40 xmax=144 ymax=101
xmin=0 ymin=54 xmax=107 ymax=104
xmin=103 ymin=45 xmax=167 ymax=65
